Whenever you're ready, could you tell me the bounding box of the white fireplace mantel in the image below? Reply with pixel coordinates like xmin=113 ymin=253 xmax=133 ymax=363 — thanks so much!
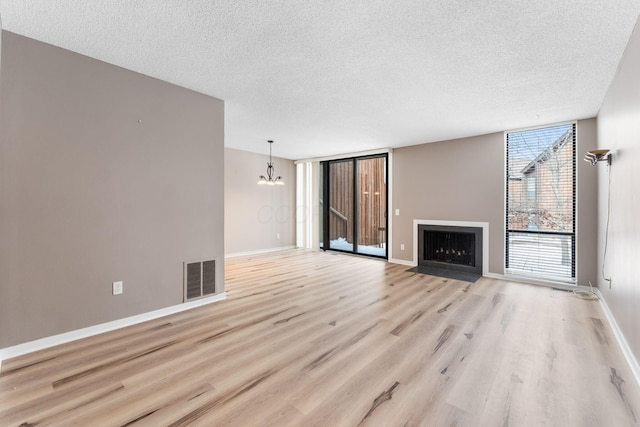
xmin=413 ymin=219 xmax=489 ymax=276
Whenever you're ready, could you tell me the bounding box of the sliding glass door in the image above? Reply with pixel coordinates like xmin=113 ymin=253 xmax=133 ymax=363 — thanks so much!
xmin=320 ymin=154 xmax=387 ymax=258
xmin=328 ymin=160 xmax=355 ymax=251
xmin=356 ymin=157 xmax=387 ymax=256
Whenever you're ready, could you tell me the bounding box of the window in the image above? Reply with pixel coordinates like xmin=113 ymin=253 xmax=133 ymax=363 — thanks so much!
xmin=505 ymin=123 xmax=576 ymax=281
xmin=527 ymin=176 xmax=536 ymax=201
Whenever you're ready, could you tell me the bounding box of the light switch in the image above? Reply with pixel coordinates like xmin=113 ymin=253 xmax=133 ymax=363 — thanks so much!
xmin=113 ymin=281 xmax=123 ymax=295
xmin=395 ymin=209 xmax=400 ymax=216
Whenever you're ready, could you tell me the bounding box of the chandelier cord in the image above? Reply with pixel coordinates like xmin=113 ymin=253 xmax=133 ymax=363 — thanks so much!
xmin=258 ymin=140 xmax=284 ymax=185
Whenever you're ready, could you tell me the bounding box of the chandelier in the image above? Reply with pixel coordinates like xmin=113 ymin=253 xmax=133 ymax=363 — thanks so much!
xmin=258 ymin=140 xmax=284 ymax=185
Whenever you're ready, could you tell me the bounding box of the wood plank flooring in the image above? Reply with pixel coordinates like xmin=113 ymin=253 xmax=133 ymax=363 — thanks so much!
xmin=1 ymin=249 xmax=639 ymax=426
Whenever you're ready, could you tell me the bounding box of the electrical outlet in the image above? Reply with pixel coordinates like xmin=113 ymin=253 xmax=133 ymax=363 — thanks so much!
xmin=277 ymin=233 xmax=280 ymax=239
xmin=400 ymin=244 xmax=405 ymax=251
xmin=112 ymin=281 xmax=123 ymax=295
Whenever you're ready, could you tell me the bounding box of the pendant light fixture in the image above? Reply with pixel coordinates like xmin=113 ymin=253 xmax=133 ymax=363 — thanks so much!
xmin=258 ymin=140 xmax=284 ymax=185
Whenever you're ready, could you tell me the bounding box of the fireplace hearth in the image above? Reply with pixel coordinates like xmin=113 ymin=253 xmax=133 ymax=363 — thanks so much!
xmin=414 ymin=224 xmax=483 ymax=282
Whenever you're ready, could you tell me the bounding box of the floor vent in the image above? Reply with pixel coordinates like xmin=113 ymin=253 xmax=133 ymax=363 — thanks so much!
xmin=184 ymin=259 xmax=216 ymax=301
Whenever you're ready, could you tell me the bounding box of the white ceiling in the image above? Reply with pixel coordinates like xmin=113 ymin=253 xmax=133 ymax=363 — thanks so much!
xmin=1 ymin=1 xmax=639 ymax=160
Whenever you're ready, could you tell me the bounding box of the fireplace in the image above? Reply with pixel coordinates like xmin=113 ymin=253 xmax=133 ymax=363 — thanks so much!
xmin=417 ymin=224 xmax=483 ymax=280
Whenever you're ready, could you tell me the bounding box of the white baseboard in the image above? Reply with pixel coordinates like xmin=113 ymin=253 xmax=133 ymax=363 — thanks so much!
xmin=483 ymin=272 xmax=579 ymax=291
xmin=0 ymin=292 xmax=227 ymax=369
xmin=388 ymin=258 xmax=416 ymax=267
xmin=595 ymin=289 xmax=640 ymax=390
xmin=225 ymin=246 xmax=297 ymax=258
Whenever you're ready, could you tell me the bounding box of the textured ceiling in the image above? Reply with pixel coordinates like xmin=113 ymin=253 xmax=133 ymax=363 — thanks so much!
xmin=1 ymin=1 xmax=639 ymax=160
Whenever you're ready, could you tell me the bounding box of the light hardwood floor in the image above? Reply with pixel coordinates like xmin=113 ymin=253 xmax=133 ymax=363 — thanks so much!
xmin=1 ymin=249 xmax=639 ymax=426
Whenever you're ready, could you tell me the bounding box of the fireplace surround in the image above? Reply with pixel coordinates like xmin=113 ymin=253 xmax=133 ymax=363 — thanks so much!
xmin=412 ymin=220 xmax=489 ymax=281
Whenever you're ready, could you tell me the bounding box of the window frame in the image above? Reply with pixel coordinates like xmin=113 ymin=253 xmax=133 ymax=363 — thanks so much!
xmin=320 ymin=153 xmax=389 ymax=259
xmin=505 ymin=122 xmax=577 ymax=283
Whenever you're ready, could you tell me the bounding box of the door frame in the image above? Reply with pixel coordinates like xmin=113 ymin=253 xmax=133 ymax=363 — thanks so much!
xmin=320 ymin=153 xmax=389 ymax=259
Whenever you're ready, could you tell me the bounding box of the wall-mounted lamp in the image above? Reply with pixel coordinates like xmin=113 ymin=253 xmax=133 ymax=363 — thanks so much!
xmin=258 ymin=140 xmax=284 ymax=186
xmin=584 ymin=149 xmax=611 ymax=166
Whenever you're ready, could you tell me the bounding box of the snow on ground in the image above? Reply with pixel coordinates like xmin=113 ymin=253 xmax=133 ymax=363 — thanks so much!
xmin=327 ymin=237 xmax=386 ymax=257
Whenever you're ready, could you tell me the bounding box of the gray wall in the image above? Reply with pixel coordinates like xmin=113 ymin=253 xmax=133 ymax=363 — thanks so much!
xmin=576 ymin=119 xmax=598 ymax=286
xmin=392 ymin=132 xmax=505 ymax=274
xmin=224 ymin=147 xmax=296 ymax=255
xmin=0 ymin=32 xmax=225 ymax=348
xmin=392 ymin=119 xmax=598 ymax=283
xmin=597 ymin=17 xmax=640 ymax=360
